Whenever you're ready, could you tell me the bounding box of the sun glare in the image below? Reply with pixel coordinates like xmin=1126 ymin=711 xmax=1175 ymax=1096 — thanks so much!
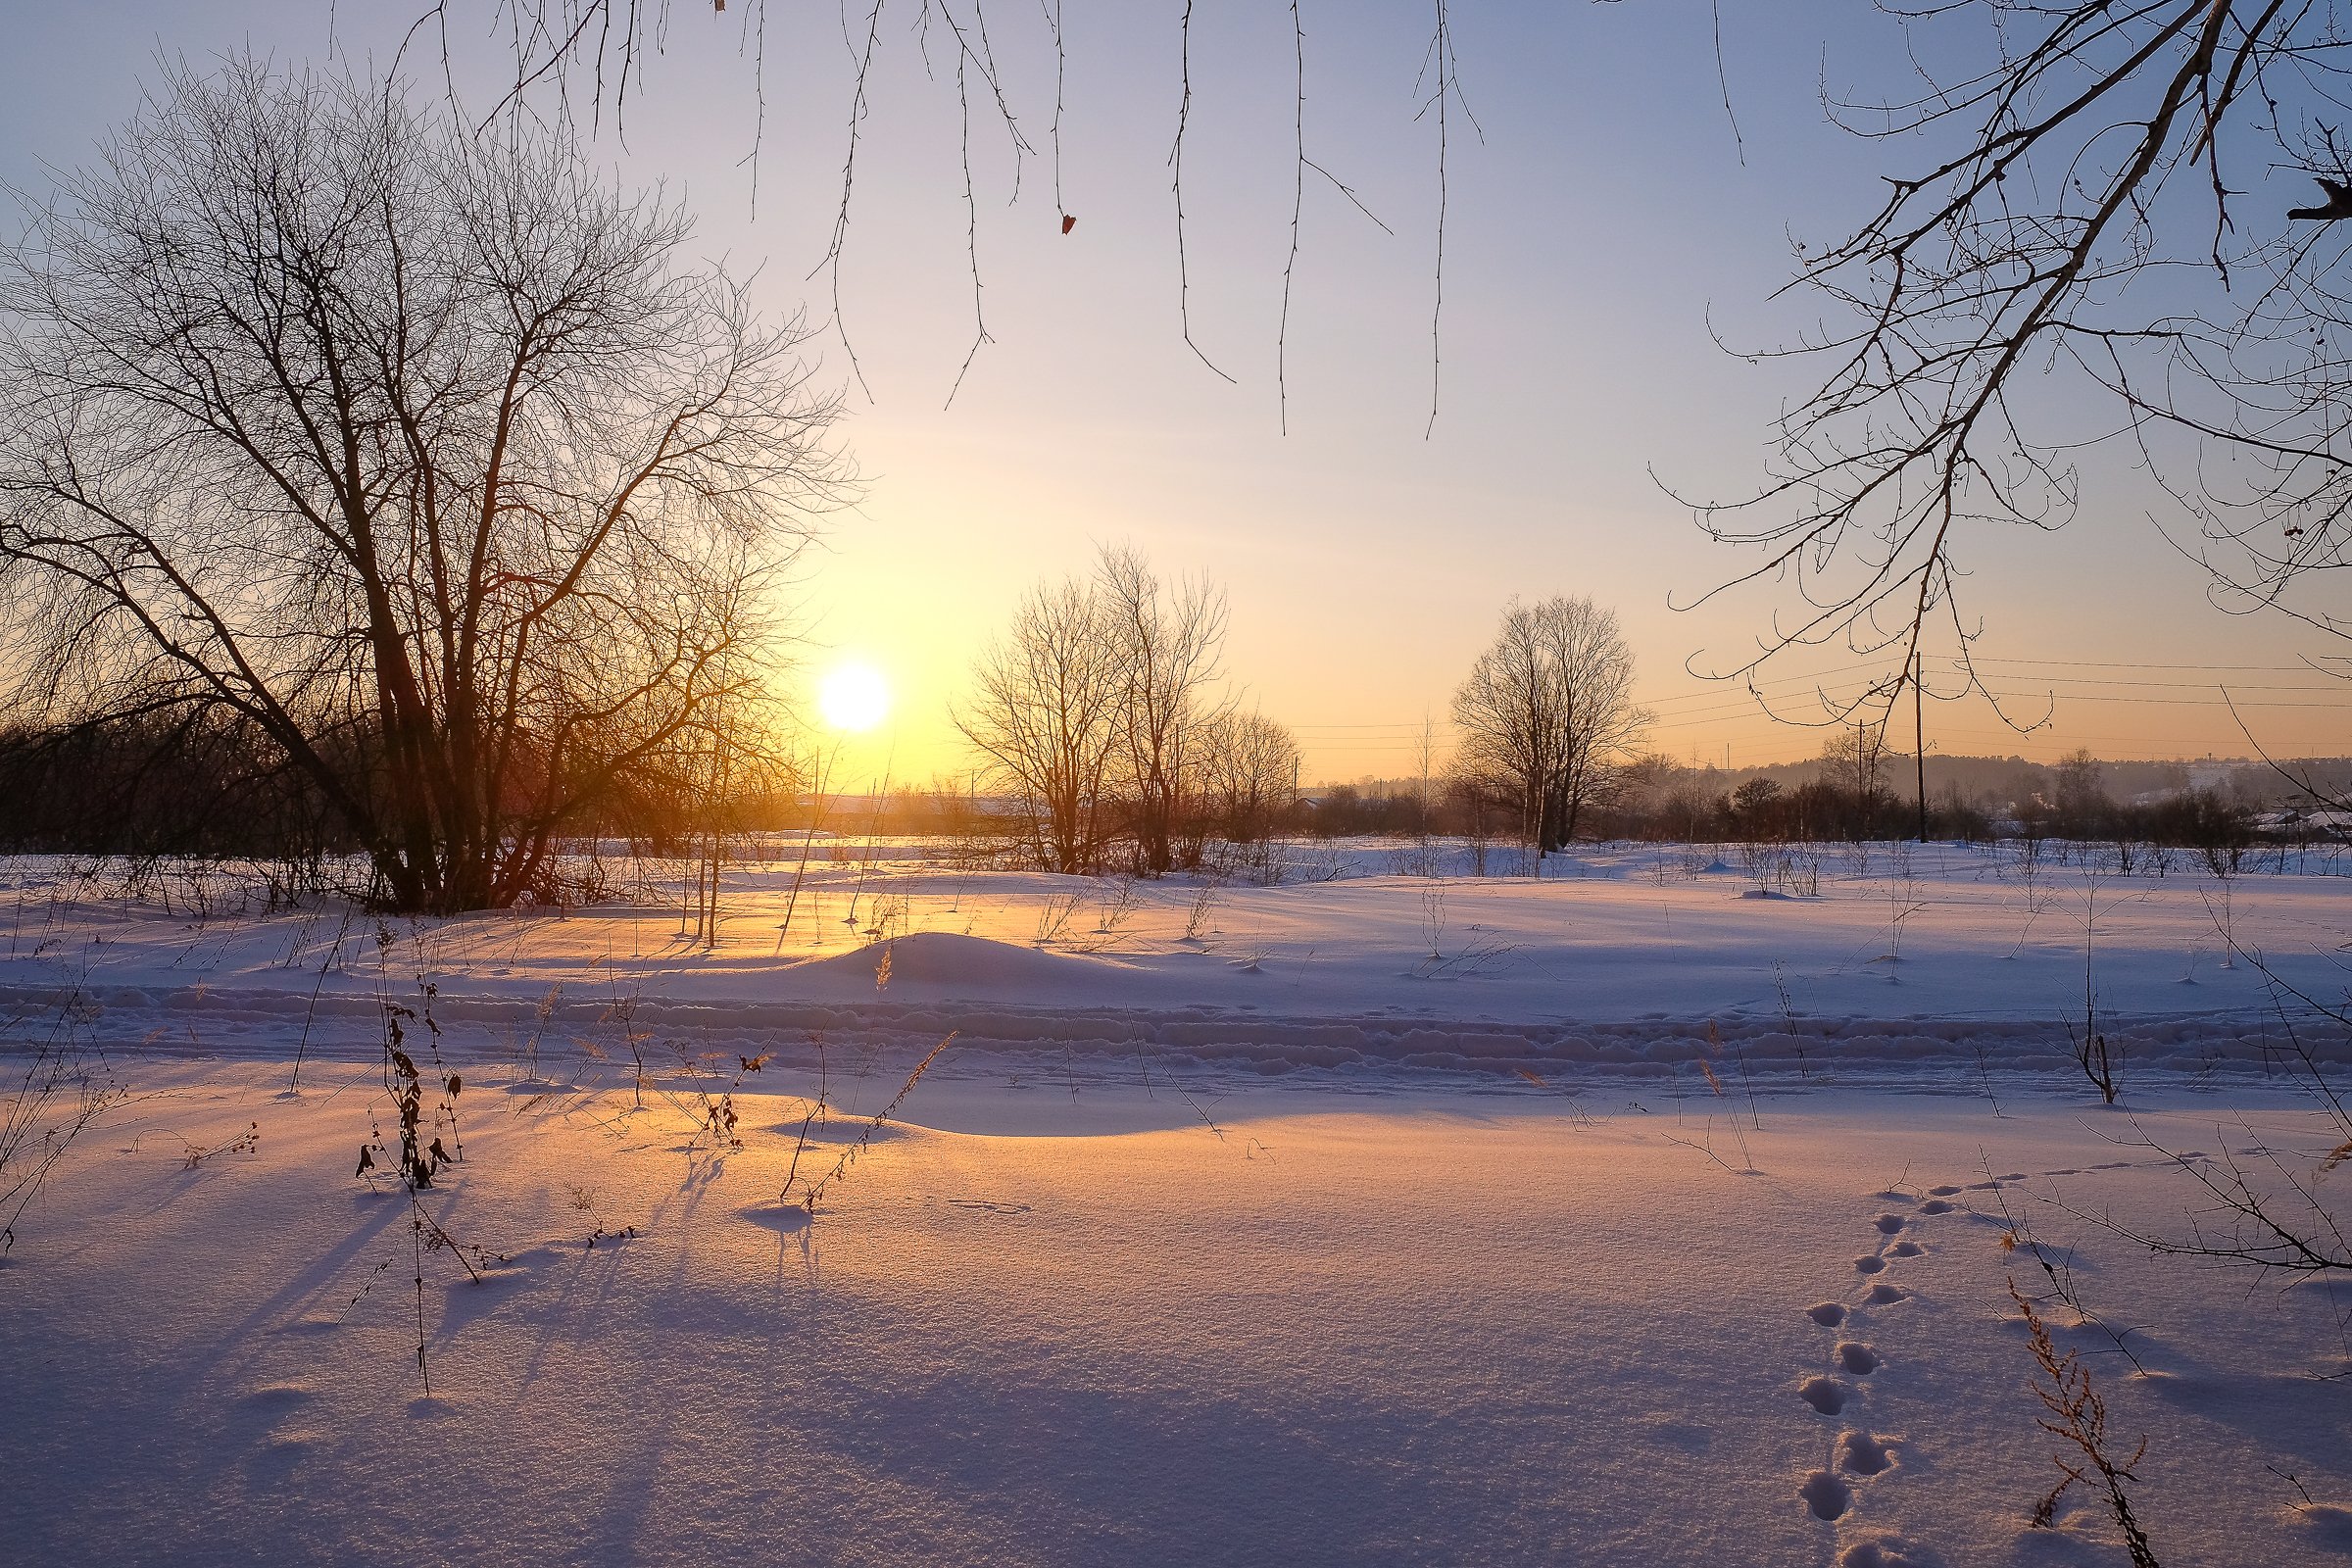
xmin=817 ymin=661 xmax=891 ymax=733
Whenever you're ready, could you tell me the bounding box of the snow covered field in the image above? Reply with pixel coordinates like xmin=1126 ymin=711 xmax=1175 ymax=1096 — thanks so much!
xmin=5 ymin=839 xmax=2351 ymax=1086
xmin=5 ymin=843 xmax=2352 ymax=1565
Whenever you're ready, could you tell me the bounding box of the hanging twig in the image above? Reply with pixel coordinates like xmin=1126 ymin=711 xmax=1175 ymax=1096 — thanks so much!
xmin=1170 ymin=0 xmax=1237 ymax=384
xmin=1278 ymin=1 xmax=1307 ymax=432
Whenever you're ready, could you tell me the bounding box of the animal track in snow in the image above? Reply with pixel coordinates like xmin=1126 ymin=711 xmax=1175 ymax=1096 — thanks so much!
xmin=1790 ymin=1205 xmax=1934 ymax=1540
xmin=240 ymin=1384 xmax=316 ymax=1407
xmin=1792 ymin=1202 xmax=1948 ymax=1532
xmin=1799 ymin=1469 xmax=1852 ymax=1520
xmin=1838 ymin=1430 xmax=1897 ymax=1476
xmin=1926 ymin=1184 xmax=1962 ymax=1196
xmin=1798 ymin=1376 xmax=1850 ymax=1415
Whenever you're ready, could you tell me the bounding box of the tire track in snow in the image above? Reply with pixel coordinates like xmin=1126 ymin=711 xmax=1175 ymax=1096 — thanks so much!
xmin=7 ymin=977 xmax=2345 ymax=1086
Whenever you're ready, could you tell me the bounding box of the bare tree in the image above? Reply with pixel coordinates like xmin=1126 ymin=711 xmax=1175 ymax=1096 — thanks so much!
xmin=1201 ymin=707 xmax=1300 ymax=850
xmin=1411 ymin=711 xmax=1442 ymax=840
xmin=1695 ymin=2 xmax=2352 ymax=720
xmin=1451 ymin=596 xmax=1649 ymax=864
xmin=2052 ymin=748 xmax=2115 ymax=841
xmin=0 ymin=60 xmax=843 ymax=912
xmin=1819 ymin=721 xmax=1889 ymax=832
xmin=954 ymin=576 xmax=1122 ymax=875
xmin=668 ymin=663 xmax=804 ymax=948
xmin=1097 ymin=545 xmax=1229 ymax=876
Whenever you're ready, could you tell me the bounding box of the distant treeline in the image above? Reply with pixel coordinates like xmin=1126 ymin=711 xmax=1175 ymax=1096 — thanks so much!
xmin=701 ymin=748 xmax=2344 ymax=855
xmin=0 ymin=713 xmax=1300 ymax=880
xmin=0 ymin=711 xmax=349 ymax=860
xmin=0 ymin=711 xmax=752 ymax=869
xmin=1302 ymin=750 xmax=2349 ymax=849
xmin=6 ymin=711 xmax=2346 ymax=866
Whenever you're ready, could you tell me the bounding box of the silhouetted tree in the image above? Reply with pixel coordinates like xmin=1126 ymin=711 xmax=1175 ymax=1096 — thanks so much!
xmin=955 ymin=576 xmax=1122 ymax=875
xmin=1818 ymin=723 xmax=1892 ymax=837
xmin=1201 ymin=709 xmax=1299 ymax=848
xmin=2052 ymin=749 xmax=2113 ymax=841
xmin=0 ymin=60 xmax=841 ymax=911
xmin=1097 ymin=545 xmax=1228 ymax=876
xmin=1452 ymin=596 xmax=1649 ymax=861
xmin=1729 ymin=776 xmax=1784 ymax=832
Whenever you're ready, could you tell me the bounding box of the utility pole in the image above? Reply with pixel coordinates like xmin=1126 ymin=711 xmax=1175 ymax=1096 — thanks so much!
xmin=1914 ymin=648 xmax=1929 ymax=843
xmin=1854 ymin=719 xmax=1869 ymax=826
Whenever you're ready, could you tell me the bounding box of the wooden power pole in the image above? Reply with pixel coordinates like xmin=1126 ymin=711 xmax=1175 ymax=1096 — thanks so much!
xmin=1914 ymin=649 xmax=1929 ymax=842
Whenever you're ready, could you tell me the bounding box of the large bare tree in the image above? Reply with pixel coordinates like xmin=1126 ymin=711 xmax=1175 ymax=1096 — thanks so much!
xmin=0 ymin=60 xmax=842 ymax=912
xmin=1452 ymin=596 xmax=1648 ymax=861
xmin=1819 ymin=721 xmax=1890 ymax=828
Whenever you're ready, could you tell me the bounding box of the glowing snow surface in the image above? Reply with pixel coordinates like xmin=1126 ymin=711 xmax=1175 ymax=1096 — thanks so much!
xmin=1 ymin=1067 xmax=2348 ymax=1565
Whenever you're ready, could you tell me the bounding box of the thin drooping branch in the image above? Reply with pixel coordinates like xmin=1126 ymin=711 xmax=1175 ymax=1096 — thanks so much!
xmin=945 ymin=45 xmax=994 ymax=410
xmin=814 ymin=0 xmax=890 ymax=403
xmin=1690 ymin=1 xmax=2352 ymax=732
xmin=1170 ymin=0 xmax=1237 ymax=385
xmin=1280 ymin=0 xmax=1306 ymax=435
xmin=417 ymin=1 xmax=1464 ymax=420
xmin=1422 ymin=0 xmax=1451 ymax=438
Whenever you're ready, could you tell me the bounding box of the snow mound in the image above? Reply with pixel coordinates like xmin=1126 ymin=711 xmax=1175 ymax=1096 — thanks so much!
xmin=786 ymin=932 xmax=1131 ymax=995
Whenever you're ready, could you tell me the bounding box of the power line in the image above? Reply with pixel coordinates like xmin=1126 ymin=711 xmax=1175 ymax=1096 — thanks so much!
xmin=1963 ymin=655 xmax=2334 ymax=671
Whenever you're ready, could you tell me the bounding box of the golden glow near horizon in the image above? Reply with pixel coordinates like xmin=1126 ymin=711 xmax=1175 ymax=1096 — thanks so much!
xmin=817 ymin=660 xmax=892 ymax=733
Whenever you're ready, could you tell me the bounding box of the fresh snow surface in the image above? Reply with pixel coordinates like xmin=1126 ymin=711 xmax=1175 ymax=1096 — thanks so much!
xmin=5 ymin=843 xmax=2352 ymax=1564
xmin=4 ymin=1068 xmax=2350 ymax=1566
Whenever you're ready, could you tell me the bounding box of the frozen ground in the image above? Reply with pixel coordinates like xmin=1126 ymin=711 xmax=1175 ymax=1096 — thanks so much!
xmin=4 ymin=843 xmax=2352 ymax=1564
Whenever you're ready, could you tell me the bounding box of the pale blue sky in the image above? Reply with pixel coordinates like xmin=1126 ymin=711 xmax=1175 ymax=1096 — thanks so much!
xmin=5 ymin=2 xmax=2343 ymax=783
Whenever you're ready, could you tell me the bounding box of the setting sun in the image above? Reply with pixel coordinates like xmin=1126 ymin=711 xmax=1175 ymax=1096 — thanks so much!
xmin=816 ymin=660 xmax=891 ymax=732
